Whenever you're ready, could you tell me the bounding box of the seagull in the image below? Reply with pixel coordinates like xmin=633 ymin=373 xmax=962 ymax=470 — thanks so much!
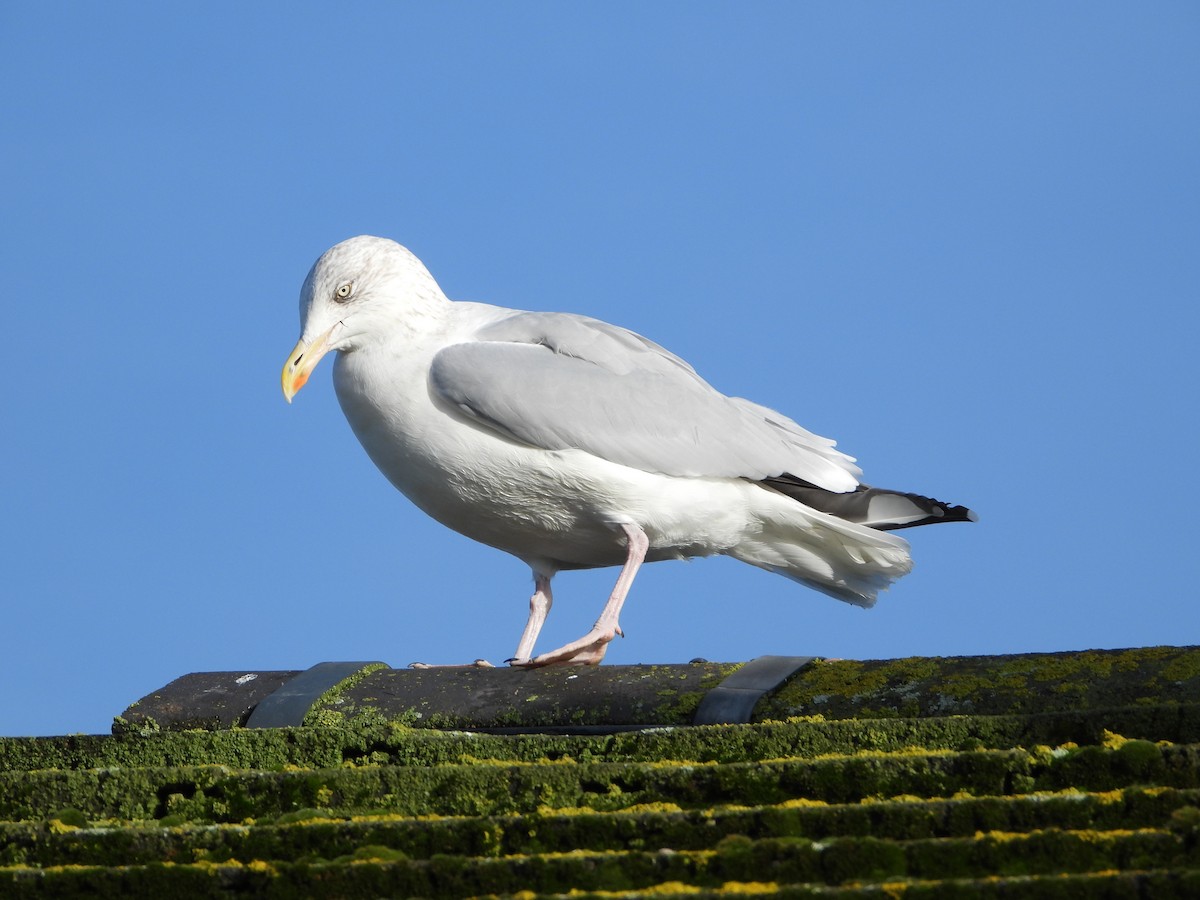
xmin=282 ymin=236 xmax=975 ymax=667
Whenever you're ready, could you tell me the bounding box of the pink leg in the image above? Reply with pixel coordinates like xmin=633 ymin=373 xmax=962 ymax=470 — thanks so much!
xmin=514 ymin=523 xmax=649 ymax=668
xmin=507 ymin=573 xmax=553 ymax=665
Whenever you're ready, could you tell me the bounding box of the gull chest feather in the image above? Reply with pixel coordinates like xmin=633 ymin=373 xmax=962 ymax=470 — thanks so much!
xmin=332 ymin=345 xmax=623 ymax=560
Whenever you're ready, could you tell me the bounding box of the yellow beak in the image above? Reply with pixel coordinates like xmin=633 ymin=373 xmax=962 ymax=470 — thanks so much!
xmin=281 ymin=326 xmax=336 ymax=403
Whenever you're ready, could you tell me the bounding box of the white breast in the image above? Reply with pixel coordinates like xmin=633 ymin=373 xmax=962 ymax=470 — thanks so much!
xmin=331 ymin=338 xmax=760 ymax=572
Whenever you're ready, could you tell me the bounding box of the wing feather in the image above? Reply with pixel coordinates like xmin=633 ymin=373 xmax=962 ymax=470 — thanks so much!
xmin=429 ymin=311 xmax=861 ymax=491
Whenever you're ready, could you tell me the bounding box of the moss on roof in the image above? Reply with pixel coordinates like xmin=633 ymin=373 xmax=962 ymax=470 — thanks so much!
xmin=2 ymin=646 xmax=1198 ymax=897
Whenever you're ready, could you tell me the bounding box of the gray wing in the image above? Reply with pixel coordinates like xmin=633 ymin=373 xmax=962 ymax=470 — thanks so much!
xmin=429 ymin=311 xmax=862 ymax=492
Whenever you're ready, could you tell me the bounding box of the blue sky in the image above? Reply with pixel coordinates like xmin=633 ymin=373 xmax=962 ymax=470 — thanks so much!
xmin=2 ymin=4 xmax=1197 ymax=737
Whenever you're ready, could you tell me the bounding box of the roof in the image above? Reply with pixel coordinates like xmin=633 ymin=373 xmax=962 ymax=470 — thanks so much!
xmin=2 ymin=646 xmax=1198 ymax=897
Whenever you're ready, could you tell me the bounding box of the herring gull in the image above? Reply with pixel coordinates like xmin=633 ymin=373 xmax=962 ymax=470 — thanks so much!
xmin=281 ymin=236 xmax=975 ymax=667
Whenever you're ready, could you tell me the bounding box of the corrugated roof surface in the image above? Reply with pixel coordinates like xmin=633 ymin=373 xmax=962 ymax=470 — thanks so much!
xmin=2 ymin=647 xmax=1198 ymax=897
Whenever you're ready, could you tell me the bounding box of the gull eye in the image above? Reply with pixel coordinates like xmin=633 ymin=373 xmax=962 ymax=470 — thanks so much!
xmin=334 ymin=282 xmax=353 ymax=302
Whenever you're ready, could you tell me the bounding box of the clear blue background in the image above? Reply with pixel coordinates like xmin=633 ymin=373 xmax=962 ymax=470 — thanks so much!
xmin=2 ymin=4 xmax=1197 ymax=737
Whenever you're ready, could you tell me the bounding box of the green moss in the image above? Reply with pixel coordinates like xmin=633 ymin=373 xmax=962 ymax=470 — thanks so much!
xmin=760 ymin=647 xmax=1200 ymax=722
xmin=1161 ymin=652 xmax=1200 ymax=682
xmin=3 ymin=702 xmax=1198 ymax=781
xmin=1116 ymin=739 xmax=1163 ymax=767
xmin=343 ymin=844 xmax=408 ymax=863
xmin=1167 ymin=804 xmax=1200 ymax=836
xmin=301 ymin=664 xmax=389 ymax=728
xmin=48 ymin=808 xmax=89 ymax=829
xmin=7 ymin=857 xmax=1199 ymax=899
xmin=6 ymin=648 xmax=1200 ymax=896
xmin=275 ymin=808 xmax=338 ymax=826
xmin=819 ymin=836 xmax=907 ymax=884
xmin=656 ymin=688 xmax=715 ymax=722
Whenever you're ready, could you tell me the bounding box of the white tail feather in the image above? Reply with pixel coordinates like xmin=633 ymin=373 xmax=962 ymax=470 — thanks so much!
xmin=729 ymin=492 xmax=913 ymax=607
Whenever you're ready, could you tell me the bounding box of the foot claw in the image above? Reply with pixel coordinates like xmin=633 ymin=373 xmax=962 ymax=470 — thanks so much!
xmin=409 ymin=659 xmax=495 ymax=669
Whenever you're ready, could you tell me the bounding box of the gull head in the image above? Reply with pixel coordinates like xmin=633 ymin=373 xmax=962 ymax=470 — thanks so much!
xmin=281 ymin=236 xmax=447 ymax=402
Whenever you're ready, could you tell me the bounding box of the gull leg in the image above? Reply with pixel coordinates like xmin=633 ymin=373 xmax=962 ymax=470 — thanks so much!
xmin=515 ymin=523 xmax=649 ymax=668
xmin=506 ymin=573 xmax=553 ymax=666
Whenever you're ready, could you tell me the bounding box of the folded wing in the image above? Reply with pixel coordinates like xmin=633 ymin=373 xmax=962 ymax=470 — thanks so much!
xmin=429 ymin=311 xmax=861 ymax=492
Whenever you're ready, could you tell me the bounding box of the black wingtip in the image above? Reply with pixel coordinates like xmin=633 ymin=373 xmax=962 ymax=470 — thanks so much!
xmin=872 ymin=499 xmax=978 ymax=531
xmin=762 ymin=475 xmax=977 ymax=531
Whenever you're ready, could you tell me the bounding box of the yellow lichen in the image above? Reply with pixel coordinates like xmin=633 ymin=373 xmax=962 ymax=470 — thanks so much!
xmin=566 ymin=883 xmax=703 ymax=896
xmin=1101 ymin=729 xmax=1129 ymax=749
xmin=534 ymin=801 xmax=685 ymax=817
xmin=975 ymin=827 xmax=1164 ymax=845
xmin=1137 ymin=786 xmax=1175 ymax=797
xmin=778 ymin=797 xmax=829 ymax=808
xmin=800 ymin=746 xmax=958 ymax=764
xmin=719 ymin=882 xmax=780 ymax=894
